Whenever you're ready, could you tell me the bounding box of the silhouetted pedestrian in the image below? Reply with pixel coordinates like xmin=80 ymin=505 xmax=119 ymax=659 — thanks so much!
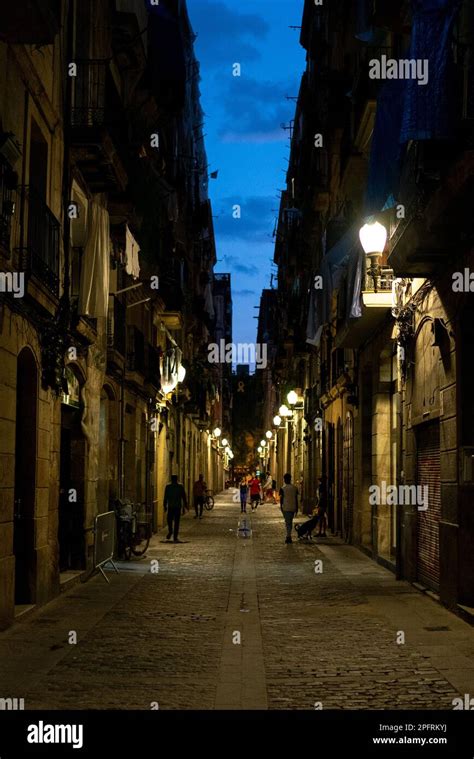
xmin=193 ymin=473 xmax=207 ymax=519
xmin=279 ymin=472 xmax=299 ymax=544
xmin=163 ymin=475 xmax=188 ymax=543
xmin=239 ymin=477 xmax=248 ymax=513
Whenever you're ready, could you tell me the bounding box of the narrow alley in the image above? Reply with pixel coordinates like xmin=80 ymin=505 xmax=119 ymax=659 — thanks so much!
xmin=1 ymin=491 xmax=473 ymax=712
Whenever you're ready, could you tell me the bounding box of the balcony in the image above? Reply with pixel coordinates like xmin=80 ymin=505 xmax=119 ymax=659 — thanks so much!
xmin=388 ymin=47 xmax=474 ymax=275
xmin=0 ymin=1 xmax=60 ymax=45
xmin=0 ymin=159 xmax=16 ymax=254
xmin=389 ymin=145 xmax=474 ymax=275
xmin=16 ymin=185 xmax=60 ymax=298
xmin=335 ymin=266 xmax=394 ymax=348
xmin=159 ymin=270 xmax=184 ymax=330
xmin=70 ymin=60 xmax=128 ymax=193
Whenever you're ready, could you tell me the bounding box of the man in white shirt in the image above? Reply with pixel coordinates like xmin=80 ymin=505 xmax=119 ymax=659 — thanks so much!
xmin=279 ymin=473 xmax=299 ymax=544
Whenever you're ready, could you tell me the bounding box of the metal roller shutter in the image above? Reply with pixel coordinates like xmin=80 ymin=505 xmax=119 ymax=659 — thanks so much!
xmin=416 ymin=422 xmax=441 ymax=591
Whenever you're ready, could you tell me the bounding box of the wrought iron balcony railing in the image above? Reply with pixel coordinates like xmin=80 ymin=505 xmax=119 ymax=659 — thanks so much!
xmin=363 ymin=265 xmax=394 ymax=293
xmin=0 ymin=158 xmax=16 ymax=252
xmin=71 ymin=60 xmax=108 ymax=127
xmin=17 ymin=185 xmax=60 ymax=296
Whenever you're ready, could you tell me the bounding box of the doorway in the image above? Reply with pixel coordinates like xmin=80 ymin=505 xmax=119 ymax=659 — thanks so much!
xmin=14 ymin=348 xmax=38 ymax=606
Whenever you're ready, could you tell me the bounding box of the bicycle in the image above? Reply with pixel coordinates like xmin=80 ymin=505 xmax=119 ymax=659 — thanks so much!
xmin=203 ymin=489 xmax=215 ymax=511
xmin=114 ymin=498 xmax=152 ymax=559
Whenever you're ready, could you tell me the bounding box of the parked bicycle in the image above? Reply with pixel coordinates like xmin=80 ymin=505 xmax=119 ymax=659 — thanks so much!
xmin=114 ymin=498 xmax=152 ymax=560
xmin=204 ymin=489 xmax=215 ymax=511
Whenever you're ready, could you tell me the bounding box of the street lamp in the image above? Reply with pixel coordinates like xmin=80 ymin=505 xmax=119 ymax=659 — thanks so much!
xmin=177 ymin=364 xmax=186 ymax=383
xmin=359 ymin=220 xmax=387 ymax=291
xmin=287 ymin=390 xmax=298 ymax=406
xmin=257 ymin=446 xmax=262 ymax=453
xmin=260 ymin=439 xmax=266 ymax=448
xmin=213 ymin=427 xmax=221 ymax=438
xmin=221 ymin=438 xmax=228 ymax=447
xmin=273 ymin=415 xmax=282 ymax=427
xmin=266 ymin=430 xmax=272 ymax=439
xmin=279 ymin=404 xmax=291 ymax=418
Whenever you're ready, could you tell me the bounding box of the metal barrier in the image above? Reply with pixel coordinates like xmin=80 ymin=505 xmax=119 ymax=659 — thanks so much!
xmin=93 ymin=510 xmax=118 ymax=582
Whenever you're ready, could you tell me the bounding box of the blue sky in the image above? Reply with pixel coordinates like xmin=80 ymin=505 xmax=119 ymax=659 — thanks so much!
xmin=188 ymin=0 xmax=305 ymax=346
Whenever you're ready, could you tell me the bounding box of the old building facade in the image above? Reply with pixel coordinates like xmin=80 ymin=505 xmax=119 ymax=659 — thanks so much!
xmin=265 ymin=0 xmax=474 ymax=613
xmin=0 ymin=0 xmax=226 ymax=629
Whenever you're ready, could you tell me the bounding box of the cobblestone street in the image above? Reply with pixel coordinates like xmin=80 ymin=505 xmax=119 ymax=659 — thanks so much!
xmin=1 ymin=491 xmax=474 ymax=710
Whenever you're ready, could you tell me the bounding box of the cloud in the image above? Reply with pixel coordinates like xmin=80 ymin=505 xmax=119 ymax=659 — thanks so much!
xmin=217 ymin=77 xmax=298 ymax=144
xmin=220 ymin=129 xmax=284 ymax=144
xmin=234 ymin=289 xmax=258 ymax=297
xmin=190 ymin=1 xmax=268 ymax=67
xmin=215 ymin=195 xmax=276 ymax=242
xmin=219 ymin=254 xmax=260 ymax=275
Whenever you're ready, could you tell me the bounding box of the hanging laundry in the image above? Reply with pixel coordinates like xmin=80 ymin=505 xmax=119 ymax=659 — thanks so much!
xmin=78 ymin=193 xmax=110 ymax=318
xmin=125 ymin=224 xmax=140 ymax=280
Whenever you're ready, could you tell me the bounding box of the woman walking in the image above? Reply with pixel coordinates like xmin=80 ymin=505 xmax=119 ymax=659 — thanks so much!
xmin=239 ymin=477 xmax=249 ymax=513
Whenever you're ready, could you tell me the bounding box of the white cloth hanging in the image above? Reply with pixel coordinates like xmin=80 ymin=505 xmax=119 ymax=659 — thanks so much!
xmin=125 ymin=224 xmax=140 ymax=279
xmin=78 ymin=194 xmax=110 ymax=318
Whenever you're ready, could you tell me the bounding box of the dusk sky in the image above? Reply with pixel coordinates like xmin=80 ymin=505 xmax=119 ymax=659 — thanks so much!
xmin=188 ymin=0 xmax=305 ymax=347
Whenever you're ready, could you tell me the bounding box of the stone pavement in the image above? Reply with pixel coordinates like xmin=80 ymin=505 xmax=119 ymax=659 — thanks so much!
xmin=1 ymin=490 xmax=474 ymax=710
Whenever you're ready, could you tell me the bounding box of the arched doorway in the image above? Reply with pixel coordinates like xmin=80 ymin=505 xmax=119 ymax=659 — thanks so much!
xmin=59 ymin=365 xmax=86 ymax=572
xmin=14 ymin=348 xmax=38 ymax=606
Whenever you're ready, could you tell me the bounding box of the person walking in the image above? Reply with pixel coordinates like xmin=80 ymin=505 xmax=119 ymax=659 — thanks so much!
xmin=163 ymin=474 xmax=188 ymax=543
xmin=193 ymin=473 xmax=207 ymax=519
xmin=239 ymin=477 xmax=248 ymax=513
xmin=279 ymin=472 xmax=299 ymax=544
xmin=263 ymin=471 xmax=275 ymax=502
xmin=249 ymin=473 xmax=261 ymax=511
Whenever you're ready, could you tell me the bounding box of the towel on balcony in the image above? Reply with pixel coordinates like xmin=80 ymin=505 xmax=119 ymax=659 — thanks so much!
xmin=365 ymin=78 xmax=406 ymax=214
xmin=78 ymin=194 xmax=110 ymax=319
xmin=400 ymin=0 xmax=462 ymax=142
xmin=125 ymin=224 xmax=140 ymax=280
xmin=306 ymin=229 xmax=364 ymax=346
